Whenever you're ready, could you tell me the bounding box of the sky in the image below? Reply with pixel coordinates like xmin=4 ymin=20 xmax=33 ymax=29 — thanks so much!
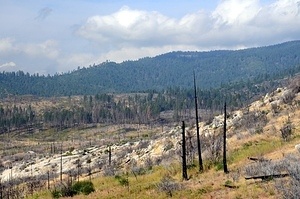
xmin=0 ymin=0 xmax=300 ymax=75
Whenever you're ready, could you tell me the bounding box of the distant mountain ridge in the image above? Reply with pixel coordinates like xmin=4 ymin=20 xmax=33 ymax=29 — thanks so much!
xmin=0 ymin=40 xmax=300 ymax=97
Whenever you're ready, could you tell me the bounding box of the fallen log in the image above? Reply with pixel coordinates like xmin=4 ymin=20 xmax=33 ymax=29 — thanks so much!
xmin=224 ymin=184 xmax=239 ymax=189
xmin=245 ymin=173 xmax=289 ymax=181
xmin=247 ymin=157 xmax=270 ymax=162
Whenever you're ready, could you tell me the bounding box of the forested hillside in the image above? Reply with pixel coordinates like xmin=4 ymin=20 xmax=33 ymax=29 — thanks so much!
xmin=0 ymin=40 xmax=300 ymax=97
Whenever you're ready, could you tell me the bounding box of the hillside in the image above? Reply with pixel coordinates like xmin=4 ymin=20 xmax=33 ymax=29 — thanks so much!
xmin=0 ymin=40 xmax=300 ymax=97
xmin=0 ymin=75 xmax=299 ymax=198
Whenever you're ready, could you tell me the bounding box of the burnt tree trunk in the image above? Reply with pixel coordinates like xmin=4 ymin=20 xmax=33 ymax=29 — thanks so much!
xmin=182 ymin=121 xmax=188 ymax=180
xmin=223 ymin=102 xmax=228 ymax=173
xmin=60 ymin=143 xmax=63 ymax=182
xmin=194 ymin=72 xmax=203 ymax=172
xmin=108 ymin=146 xmax=112 ymax=166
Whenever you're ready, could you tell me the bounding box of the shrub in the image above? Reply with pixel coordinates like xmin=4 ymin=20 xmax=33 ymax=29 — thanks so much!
xmin=157 ymin=175 xmax=181 ymax=197
xmin=202 ymin=130 xmax=222 ymax=166
xmin=280 ymin=122 xmax=293 ymax=141
xmin=144 ymin=156 xmax=153 ymax=170
xmin=103 ymin=165 xmax=116 ymax=176
xmin=280 ymin=126 xmax=292 ymax=141
xmin=163 ymin=139 xmax=174 ymax=152
xmin=115 ymin=175 xmax=129 ymax=187
xmin=274 ymin=154 xmax=300 ymax=198
xmin=72 ymin=181 xmax=95 ymax=195
xmin=197 ymin=185 xmax=213 ymax=195
xmin=235 ymin=111 xmax=268 ymax=134
xmin=61 ymin=184 xmax=76 ymax=197
xmin=244 ymin=160 xmax=283 ymax=177
xmin=51 ymin=189 xmax=62 ymax=199
xmin=281 ymin=90 xmax=296 ymax=104
xmin=224 ymin=180 xmax=233 ymax=186
xmin=132 ymin=166 xmax=147 ymax=176
xmin=51 ymin=181 xmax=95 ymax=198
xmin=243 ymin=153 xmax=300 ymax=198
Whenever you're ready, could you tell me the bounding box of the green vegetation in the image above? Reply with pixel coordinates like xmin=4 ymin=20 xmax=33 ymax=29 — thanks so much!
xmin=115 ymin=175 xmax=129 ymax=187
xmin=229 ymin=139 xmax=283 ymax=164
xmin=1 ymin=41 xmax=299 ymax=135
xmin=1 ymin=40 xmax=300 ymax=98
xmin=71 ymin=181 xmax=95 ymax=195
xmin=51 ymin=181 xmax=95 ymax=198
xmin=1 ymin=41 xmax=300 ymax=199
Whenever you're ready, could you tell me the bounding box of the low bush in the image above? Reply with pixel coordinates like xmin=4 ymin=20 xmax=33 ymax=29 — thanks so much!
xmin=51 ymin=181 xmax=95 ymax=198
xmin=274 ymin=154 xmax=300 ymax=198
xmin=157 ymin=175 xmax=181 ymax=197
xmin=115 ymin=175 xmax=129 ymax=187
xmin=72 ymin=181 xmax=95 ymax=195
xmin=280 ymin=122 xmax=294 ymax=141
xmin=51 ymin=189 xmax=62 ymax=199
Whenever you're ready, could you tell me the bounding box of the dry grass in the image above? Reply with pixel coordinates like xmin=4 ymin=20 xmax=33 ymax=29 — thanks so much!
xmin=9 ymin=87 xmax=300 ymax=199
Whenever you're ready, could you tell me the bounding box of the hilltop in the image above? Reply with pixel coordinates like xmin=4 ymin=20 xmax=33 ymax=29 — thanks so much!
xmin=0 ymin=40 xmax=300 ymax=97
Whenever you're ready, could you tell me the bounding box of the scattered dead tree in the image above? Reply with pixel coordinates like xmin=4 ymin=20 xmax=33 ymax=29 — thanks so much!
xmin=186 ymin=129 xmax=195 ymax=166
xmin=108 ymin=145 xmax=112 ymax=166
xmin=223 ymin=102 xmax=228 ymax=173
xmin=181 ymin=121 xmax=188 ymax=180
xmin=280 ymin=121 xmax=293 ymax=141
xmin=193 ymin=72 xmax=204 ymax=172
xmin=202 ymin=129 xmax=222 ymax=168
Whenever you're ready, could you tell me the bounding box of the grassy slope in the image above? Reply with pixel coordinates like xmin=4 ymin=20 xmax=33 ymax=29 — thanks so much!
xmin=25 ymin=89 xmax=300 ymax=199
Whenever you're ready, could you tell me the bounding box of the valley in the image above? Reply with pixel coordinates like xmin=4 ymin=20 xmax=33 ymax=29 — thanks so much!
xmin=0 ymin=75 xmax=299 ymax=198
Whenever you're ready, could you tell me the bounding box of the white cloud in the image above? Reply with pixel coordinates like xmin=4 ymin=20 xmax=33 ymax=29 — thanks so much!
xmin=59 ymin=53 xmax=95 ymax=70
xmin=0 ymin=38 xmax=16 ymax=53
xmin=0 ymin=38 xmax=60 ymax=59
xmin=0 ymin=61 xmax=16 ymax=68
xmin=0 ymin=61 xmax=17 ymax=72
xmin=77 ymin=0 xmax=300 ymax=52
xmin=2 ymin=0 xmax=300 ymax=75
xmin=98 ymin=45 xmax=201 ymax=63
xmin=212 ymin=0 xmax=261 ymax=26
xmin=254 ymin=0 xmax=300 ymax=26
xmin=77 ymin=6 xmax=186 ymax=47
xmin=0 ymin=38 xmax=62 ymax=74
xmin=22 ymin=40 xmax=59 ymax=59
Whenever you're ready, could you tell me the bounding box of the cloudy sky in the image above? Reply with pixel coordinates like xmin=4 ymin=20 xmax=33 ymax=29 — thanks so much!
xmin=1 ymin=0 xmax=300 ymax=75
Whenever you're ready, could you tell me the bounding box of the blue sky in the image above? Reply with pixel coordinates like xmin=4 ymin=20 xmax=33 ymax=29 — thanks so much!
xmin=0 ymin=0 xmax=300 ymax=75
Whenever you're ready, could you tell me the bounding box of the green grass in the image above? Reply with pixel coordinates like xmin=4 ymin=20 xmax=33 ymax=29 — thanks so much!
xmin=25 ymin=164 xmax=193 ymax=199
xmin=228 ymin=139 xmax=283 ymax=164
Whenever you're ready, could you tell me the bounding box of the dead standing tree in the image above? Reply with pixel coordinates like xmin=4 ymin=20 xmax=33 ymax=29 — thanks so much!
xmin=60 ymin=142 xmax=63 ymax=182
xmin=108 ymin=145 xmax=112 ymax=166
xmin=223 ymin=102 xmax=228 ymax=173
xmin=193 ymin=72 xmax=203 ymax=172
xmin=182 ymin=121 xmax=188 ymax=180
xmin=186 ymin=129 xmax=195 ymax=166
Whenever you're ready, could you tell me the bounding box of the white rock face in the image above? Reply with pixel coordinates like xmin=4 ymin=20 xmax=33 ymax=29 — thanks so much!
xmin=295 ymin=144 xmax=300 ymax=153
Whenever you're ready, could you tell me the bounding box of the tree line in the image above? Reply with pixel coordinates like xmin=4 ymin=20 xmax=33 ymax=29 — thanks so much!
xmin=1 ymin=41 xmax=300 ymax=97
xmin=0 ymin=85 xmax=246 ymax=133
xmin=0 ymin=68 xmax=296 ymax=134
